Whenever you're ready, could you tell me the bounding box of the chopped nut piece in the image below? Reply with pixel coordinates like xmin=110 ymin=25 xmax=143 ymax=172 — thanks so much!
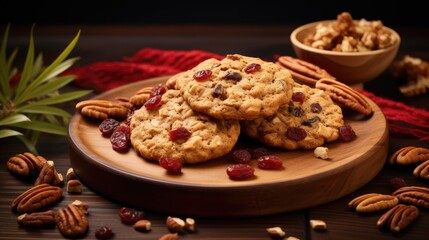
xmin=67 ymin=179 xmax=82 ymax=193
xmin=184 ymin=218 xmax=196 ymax=232
xmin=159 ymin=232 xmax=179 ymax=240
xmin=71 ymin=200 xmax=89 ymax=214
xmin=266 ymin=226 xmax=286 ymax=238
xmin=166 ymin=216 xmax=185 ymax=232
xmin=286 ymin=237 xmax=300 ymax=240
xmin=134 ymin=219 xmax=152 ymax=232
xmin=314 ymin=147 xmax=329 ymax=159
xmin=66 ymin=168 xmax=77 ymax=181
xmin=309 ymin=219 xmax=327 ymax=230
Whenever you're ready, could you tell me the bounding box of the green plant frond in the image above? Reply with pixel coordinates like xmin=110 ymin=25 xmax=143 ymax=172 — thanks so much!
xmin=15 ymin=135 xmax=37 ymax=154
xmin=14 ymin=25 xmax=36 ymax=98
xmin=0 ymin=128 xmax=23 ymax=138
xmin=18 ymin=105 xmax=71 ymax=118
xmin=10 ymin=119 xmax=67 ymax=136
xmin=16 ymin=75 xmax=75 ymax=104
xmin=31 ymin=53 xmax=44 ymax=79
xmin=30 ymin=90 xmax=92 ymax=106
xmin=44 ymin=57 xmax=79 ymax=80
xmin=32 ymin=30 xmax=80 ymax=87
xmin=0 ymin=113 xmax=30 ymax=126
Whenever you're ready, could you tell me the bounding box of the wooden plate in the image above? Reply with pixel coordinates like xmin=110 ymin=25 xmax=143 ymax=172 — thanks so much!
xmin=68 ymin=76 xmax=388 ymax=218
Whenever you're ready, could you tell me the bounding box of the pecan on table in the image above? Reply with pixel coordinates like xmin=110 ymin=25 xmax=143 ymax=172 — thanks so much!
xmin=34 ymin=161 xmax=63 ymax=186
xmin=6 ymin=152 xmax=47 ymax=177
xmin=392 ymin=186 xmax=429 ymax=209
xmin=413 ymin=160 xmax=429 ymax=179
xmin=57 ymin=204 xmax=89 ymax=237
xmin=389 ymin=146 xmax=429 ymax=165
xmin=348 ymin=193 xmax=398 ymax=213
xmin=11 ymin=183 xmax=63 ymax=213
xmin=377 ymin=204 xmax=419 ymax=232
xmin=17 ymin=210 xmax=56 ymax=227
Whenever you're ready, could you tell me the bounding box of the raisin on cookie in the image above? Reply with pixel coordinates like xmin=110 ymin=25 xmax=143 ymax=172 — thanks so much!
xmin=242 ymin=83 xmax=344 ymax=150
xmin=174 ymin=54 xmax=295 ymax=120
xmin=130 ymin=89 xmax=240 ymax=164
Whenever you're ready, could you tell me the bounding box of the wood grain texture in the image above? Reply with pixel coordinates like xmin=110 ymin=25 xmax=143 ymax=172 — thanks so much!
xmin=68 ymin=76 xmax=388 ymax=217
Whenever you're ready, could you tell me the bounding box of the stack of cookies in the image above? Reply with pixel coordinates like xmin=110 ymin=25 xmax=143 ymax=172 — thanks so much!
xmin=129 ymin=54 xmax=346 ymax=164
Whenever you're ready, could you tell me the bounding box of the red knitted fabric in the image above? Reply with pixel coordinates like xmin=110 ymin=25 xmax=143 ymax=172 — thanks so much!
xmin=67 ymin=48 xmax=429 ymax=141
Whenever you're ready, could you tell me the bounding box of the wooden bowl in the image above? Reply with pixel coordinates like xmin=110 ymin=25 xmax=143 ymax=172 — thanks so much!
xmin=68 ymin=76 xmax=388 ymax=218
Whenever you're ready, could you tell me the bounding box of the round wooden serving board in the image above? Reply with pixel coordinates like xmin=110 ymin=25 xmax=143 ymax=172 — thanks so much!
xmin=68 ymin=76 xmax=388 ymax=218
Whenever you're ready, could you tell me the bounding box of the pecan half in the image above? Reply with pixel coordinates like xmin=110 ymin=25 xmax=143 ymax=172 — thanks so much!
xmin=129 ymin=86 xmax=153 ymax=106
xmin=276 ymin=56 xmax=335 ymax=86
xmin=34 ymin=161 xmax=63 ymax=186
xmin=17 ymin=210 xmax=56 ymax=227
xmin=413 ymin=160 xmax=429 ymax=179
xmin=75 ymin=99 xmax=130 ymax=119
xmin=11 ymin=183 xmax=63 ymax=213
xmin=348 ymin=193 xmax=398 ymax=213
xmin=315 ymin=78 xmax=373 ymax=116
xmin=159 ymin=233 xmax=179 ymax=240
xmin=377 ymin=204 xmax=419 ymax=232
xmin=389 ymin=146 xmax=429 ymax=165
xmin=57 ymin=204 xmax=89 ymax=237
xmin=392 ymin=186 xmax=429 ymax=209
xmin=7 ymin=152 xmax=47 ymax=177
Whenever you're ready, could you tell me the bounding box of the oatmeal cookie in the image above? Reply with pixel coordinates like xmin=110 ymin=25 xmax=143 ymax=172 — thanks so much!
xmin=130 ymin=89 xmax=240 ymax=164
xmin=174 ymin=54 xmax=294 ymax=120
xmin=242 ymin=83 xmax=344 ymax=150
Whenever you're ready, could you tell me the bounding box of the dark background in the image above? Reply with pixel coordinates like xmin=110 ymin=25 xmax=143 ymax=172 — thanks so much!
xmin=1 ymin=0 xmax=427 ymax=27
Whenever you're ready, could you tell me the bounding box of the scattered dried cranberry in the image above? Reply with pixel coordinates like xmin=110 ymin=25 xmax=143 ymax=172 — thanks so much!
xmin=232 ymin=149 xmax=252 ymax=164
xmin=292 ymin=92 xmax=305 ymax=103
xmin=223 ymin=72 xmax=242 ymax=81
xmin=150 ymin=84 xmax=167 ymax=97
xmin=95 ymin=226 xmax=114 ymax=239
xmin=193 ymin=69 xmax=212 ymax=81
xmin=226 ymin=164 xmax=255 ymax=180
xmin=99 ymin=118 xmax=120 ymax=136
xmin=257 ymin=155 xmax=283 ymax=170
xmin=118 ymin=207 xmax=145 ymax=225
xmin=339 ymin=124 xmax=357 ymax=142
xmin=389 ymin=177 xmax=407 ymax=191
xmin=244 ymin=63 xmax=261 ymax=73
xmin=249 ymin=147 xmax=269 ymax=159
xmin=286 ymin=127 xmax=307 ymax=141
xmin=144 ymin=95 xmax=163 ymax=110
xmin=169 ymin=127 xmax=192 ymax=141
xmin=159 ymin=157 xmax=182 ymax=174
xmin=110 ymin=125 xmax=130 ymax=151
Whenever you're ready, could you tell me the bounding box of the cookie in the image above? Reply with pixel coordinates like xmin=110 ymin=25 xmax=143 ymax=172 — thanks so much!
xmin=315 ymin=78 xmax=373 ymax=116
xmin=276 ymin=56 xmax=336 ymax=86
xmin=130 ymin=89 xmax=240 ymax=164
xmin=174 ymin=54 xmax=295 ymax=120
xmin=242 ymin=83 xmax=344 ymax=150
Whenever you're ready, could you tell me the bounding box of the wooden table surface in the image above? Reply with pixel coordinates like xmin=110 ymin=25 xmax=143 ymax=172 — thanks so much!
xmin=1 ymin=24 xmax=429 ymax=240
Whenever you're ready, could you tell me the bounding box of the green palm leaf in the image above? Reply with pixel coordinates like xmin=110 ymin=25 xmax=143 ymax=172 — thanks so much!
xmin=0 ymin=113 xmax=30 ymax=126
xmin=10 ymin=120 xmax=67 ymax=136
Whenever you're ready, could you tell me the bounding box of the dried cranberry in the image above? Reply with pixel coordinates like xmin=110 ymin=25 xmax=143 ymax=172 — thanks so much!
xmin=257 ymin=155 xmax=283 ymax=170
xmin=223 ymin=72 xmax=242 ymax=81
xmin=125 ymin=110 xmax=134 ymax=126
xmin=226 ymin=164 xmax=255 ymax=180
xmin=118 ymin=207 xmax=145 ymax=225
xmin=310 ymin=103 xmax=322 ymax=113
xmin=244 ymin=63 xmax=261 ymax=73
xmin=302 ymin=116 xmax=320 ymax=127
xmin=232 ymin=149 xmax=252 ymax=164
xmin=99 ymin=118 xmax=120 ymax=136
xmin=212 ymin=84 xmax=227 ymax=100
xmin=288 ymin=105 xmax=304 ymax=117
xmin=144 ymin=95 xmax=162 ymax=110
xmin=95 ymin=226 xmax=114 ymax=239
xmin=110 ymin=125 xmax=130 ymax=151
xmin=159 ymin=157 xmax=182 ymax=174
xmin=249 ymin=147 xmax=269 ymax=159
xmin=286 ymin=127 xmax=307 ymax=141
xmin=169 ymin=127 xmax=192 ymax=141
xmin=389 ymin=177 xmax=407 ymax=191
xmin=292 ymin=92 xmax=305 ymax=103
xmin=150 ymin=84 xmax=167 ymax=97
xmin=339 ymin=124 xmax=357 ymax=142
xmin=193 ymin=69 xmax=212 ymax=81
